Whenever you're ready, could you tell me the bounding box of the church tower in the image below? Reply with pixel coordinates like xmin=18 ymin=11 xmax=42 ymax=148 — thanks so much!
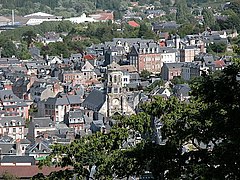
xmin=106 ymin=61 xmax=134 ymax=117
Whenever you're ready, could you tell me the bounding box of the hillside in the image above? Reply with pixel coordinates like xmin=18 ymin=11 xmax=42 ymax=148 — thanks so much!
xmin=0 ymin=0 xmax=227 ymax=17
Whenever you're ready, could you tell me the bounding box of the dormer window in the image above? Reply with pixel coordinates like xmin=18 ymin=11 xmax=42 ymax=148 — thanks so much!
xmin=11 ymin=121 xmax=16 ymax=126
xmin=5 ymin=122 xmax=8 ymax=126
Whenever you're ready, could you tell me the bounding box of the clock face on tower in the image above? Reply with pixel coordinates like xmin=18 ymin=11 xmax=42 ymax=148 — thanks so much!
xmin=112 ymin=98 xmax=120 ymax=106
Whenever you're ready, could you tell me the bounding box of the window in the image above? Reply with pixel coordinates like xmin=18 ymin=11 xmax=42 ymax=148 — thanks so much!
xmin=113 ymin=88 xmax=118 ymax=93
xmin=13 ymin=128 xmax=16 ymax=133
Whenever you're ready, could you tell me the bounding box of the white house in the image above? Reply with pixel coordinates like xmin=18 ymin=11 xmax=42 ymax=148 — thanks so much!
xmin=0 ymin=116 xmax=25 ymax=140
xmin=66 ymin=13 xmax=96 ymax=24
xmin=24 ymin=12 xmax=62 ymax=26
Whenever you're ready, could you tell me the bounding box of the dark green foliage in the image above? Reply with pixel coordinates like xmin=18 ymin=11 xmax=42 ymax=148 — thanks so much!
xmin=41 ymin=42 xmax=70 ymax=58
xmin=207 ymin=42 xmax=227 ymax=54
xmin=202 ymin=8 xmax=215 ymax=28
xmin=2 ymin=171 xmax=18 ymax=180
xmin=217 ymin=1 xmax=240 ymax=31
xmin=140 ymin=69 xmax=151 ymax=80
xmin=22 ymin=30 xmax=37 ymax=48
xmin=170 ymin=76 xmax=186 ymax=85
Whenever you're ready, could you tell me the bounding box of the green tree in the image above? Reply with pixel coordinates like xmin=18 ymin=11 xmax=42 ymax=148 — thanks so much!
xmin=170 ymin=76 xmax=186 ymax=85
xmin=16 ymin=44 xmax=31 ymax=60
xmin=208 ymin=42 xmax=227 ymax=54
xmin=140 ymin=69 xmax=151 ymax=80
xmin=41 ymin=42 xmax=70 ymax=58
xmin=176 ymin=0 xmax=189 ymax=24
xmin=202 ymin=8 xmax=215 ymax=28
xmin=22 ymin=30 xmax=37 ymax=48
xmin=138 ymin=23 xmax=156 ymax=39
xmin=2 ymin=171 xmax=18 ymax=180
xmin=1 ymin=41 xmax=17 ymax=58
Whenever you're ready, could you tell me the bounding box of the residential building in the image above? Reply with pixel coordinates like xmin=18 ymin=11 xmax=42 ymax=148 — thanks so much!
xmin=62 ymin=71 xmax=82 ymax=85
xmin=161 ymin=62 xmax=184 ymax=81
xmin=0 ymin=90 xmax=30 ymax=119
xmin=180 ymin=46 xmax=201 ymax=62
xmin=0 ymin=116 xmax=25 ymax=140
xmin=128 ymin=42 xmax=162 ymax=74
xmin=28 ymin=117 xmax=55 ymax=142
xmin=65 ymin=110 xmax=85 ymax=134
xmin=181 ymin=62 xmax=201 ymax=81
xmin=38 ymin=94 xmax=82 ymax=122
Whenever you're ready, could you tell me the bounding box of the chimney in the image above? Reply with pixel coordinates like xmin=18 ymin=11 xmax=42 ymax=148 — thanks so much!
xmin=12 ymin=10 xmax=15 ymax=26
xmin=16 ymin=138 xmax=22 ymax=156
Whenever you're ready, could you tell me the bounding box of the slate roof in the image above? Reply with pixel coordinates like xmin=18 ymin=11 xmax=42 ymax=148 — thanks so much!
xmin=0 ymin=135 xmax=14 ymax=143
xmin=0 ymin=116 xmax=25 ymax=127
xmin=0 ymin=143 xmax=15 ymax=154
xmin=0 ymin=155 xmax=35 ymax=165
xmin=69 ymin=110 xmax=84 ymax=119
xmin=90 ymin=120 xmax=105 ymax=132
xmin=26 ymin=139 xmax=51 ymax=154
xmin=20 ymin=139 xmax=31 ymax=144
xmin=82 ymin=89 xmax=106 ymax=111
xmin=32 ymin=117 xmax=54 ymax=128
xmin=164 ymin=62 xmax=184 ymax=69
xmin=0 ymin=90 xmax=27 ymax=106
xmin=66 ymin=95 xmax=82 ymax=105
xmin=174 ymin=84 xmax=191 ymax=97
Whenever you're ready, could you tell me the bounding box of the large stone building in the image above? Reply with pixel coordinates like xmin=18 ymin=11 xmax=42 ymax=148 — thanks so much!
xmin=82 ymin=62 xmax=135 ymax=118
xmin=106 ymin=62 xmax=135 ymax=117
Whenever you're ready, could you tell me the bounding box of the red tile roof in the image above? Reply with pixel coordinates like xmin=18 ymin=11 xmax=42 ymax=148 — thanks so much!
xmin=90 ymin=12 xmax=114 ymax=21
xmin=83 ymin=54 xmax=96 ymax=60
xmin=214 ymin=60 xmax=225 ymax=68
xmin=0 ymin=166 xmax=72 ymax=178
xmin=128 ymin=21 xmax=140 ymax=27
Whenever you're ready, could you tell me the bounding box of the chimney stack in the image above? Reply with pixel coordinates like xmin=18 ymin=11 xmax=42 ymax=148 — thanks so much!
xmin=12 ymin=10 xmax=15 ymax=26
xmin=16 ymin=138 xmax=22 ymax=156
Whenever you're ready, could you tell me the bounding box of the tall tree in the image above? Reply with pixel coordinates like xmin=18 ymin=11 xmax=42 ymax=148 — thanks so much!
xmin=202 ymin=8 xmax=215 ymax=28
xmin=22 ymin=30 xmax=37 ymax=48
